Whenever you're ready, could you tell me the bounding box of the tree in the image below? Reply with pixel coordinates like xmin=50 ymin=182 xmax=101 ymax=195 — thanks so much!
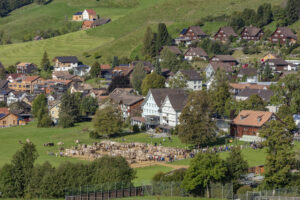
xmin=41 ymin=51 xmax=51 ymax=72
xmin=182 ymin=152 xmax=227 ymax=197
xmin=90 ymin=61 xmax=100 ymax=78
xmin=6 ymin=65 xmax=16 ymax=74
xmin=286 ymin=0 xmax=298 ymax=25
xmin=243 ymin=94 xmax=266 ymax=111
xmin=178 ymin=91 xmax=217 ymax=147
xmin=270 ymin=73 xmax=300 ymax=114
xmin=160 ymin=47 xmax=181 ymax=72
xmin=80 ymin=96 xmax=98 ymax=116
xmin=112 ymin=56 xmax=119 ymax=68
xmin=31 ymin=94 xmax=47 ymax=117
xmin=168 ymin=72 xmax=187 ymax=89
xmin=0 ymin=142 xmax=38 ymax=198
xmin=256 ymin=3 xmax=273 ymax=27
xmin=59 ymin=92 xmax=80 ymax=128
xmin=37 ymin=106 xmax=52 ymax=128
xmin=108 ymin=75 xmax=131 ymax=93
xmin=142 ymin=26 xmax=154 ymax=57
xmin=154 ymin=57 xmax=161 ymax=74
xmin=93 ymin=105 xmax=123 ymax=137
xmin=209 ymin=70 xmax=231 ymax=116
xmin=156 ymin=23 xmax=172 ymax=51
xmin=261 ymin=64 xmax=273 ymax=81
xmin=260 ymin=120 xmax=295 ymax=190
xmin=141 ymin=72 xmax=165 ymax=96
xmin=225 ymin=147 xmax=249 ymax=192
xmin=130 ymin=62 xmax=146 ymax=94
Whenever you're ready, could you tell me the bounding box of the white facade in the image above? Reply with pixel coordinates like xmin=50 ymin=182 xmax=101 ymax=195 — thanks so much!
xmin=74 ymin=65 xmax=91 ymax=76
xmin=82 ymin=10 xmax=89 ymax=21
xmin=161 ymin=96 xmax=180 ymax=127
xmin=54 ymin=62 xmax=78 ymax=72
xmin=142 ymin=92 xmax=160 ymax=118
xmin=7 ymin=92 xmax=27 ymax=105
xmin=237 ymin=74 xmax=258 ymax=83
xmin=166 ymin=71 xmax=202 ymax=91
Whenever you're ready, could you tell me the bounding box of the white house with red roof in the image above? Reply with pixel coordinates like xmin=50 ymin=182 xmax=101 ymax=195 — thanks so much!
xmin=82 ymin=9 xmax=98 ymax=21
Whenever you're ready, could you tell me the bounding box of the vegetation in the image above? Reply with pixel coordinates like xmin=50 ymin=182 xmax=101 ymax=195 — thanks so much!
xmin=58 ymin=92 xmax=80 ymax=128
xmin=90 ymin=61 xmax=101 ymax=78
xmin=131 ymin=62 xmax=146 ymax=94
xmin=178 ymin=91 xmax=217 ymax=147
xmin=92 ymin=104 xmax=123 ymax=137
xmin=108 ymin=75 xmax=131 ymax=93
xmin=141 ymin=72 xmax=165 ymax=96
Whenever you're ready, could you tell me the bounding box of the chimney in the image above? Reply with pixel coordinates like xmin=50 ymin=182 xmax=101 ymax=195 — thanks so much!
xmin=257 ymin=116 xmax=262 ymax=122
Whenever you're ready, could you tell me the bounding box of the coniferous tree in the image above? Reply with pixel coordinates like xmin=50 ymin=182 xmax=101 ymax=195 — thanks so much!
xmin=41 ymin=51 xmax=51 ymax=72
xmin=59 ymin=92 xmax=80 ymax=128
xmin=286 ymin=0 xmax=298 ymax=25
xmin=154 ymin=57 xmax=161 ymax=74
xmin=156 ymin=23 xmax=172 ymax=52
xmin=31 ymin=94 xmax=47 ymax=117
xmin=0 ymin=66 xmax=6 ymax=79
xmin=142 ymin=26 xmax=154 ymax=57
xmin=112 ymin=56 xmax=119 ymax=68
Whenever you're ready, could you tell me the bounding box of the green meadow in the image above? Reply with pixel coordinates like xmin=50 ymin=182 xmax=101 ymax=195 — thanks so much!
xmin=0 ymin=0 xmax=284 ymax=66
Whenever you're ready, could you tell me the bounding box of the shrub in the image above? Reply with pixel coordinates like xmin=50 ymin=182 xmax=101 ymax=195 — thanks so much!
xmin=132 ymin=124 xmax=140 ymax=133
xmin=141 ymin=123 xmax=146 ymax=131
xmin=89 ymin=131 xmax=99 ymax=139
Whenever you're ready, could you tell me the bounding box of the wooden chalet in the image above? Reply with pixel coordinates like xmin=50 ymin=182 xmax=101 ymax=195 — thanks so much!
xmin=270 ymin=27 xmax=297 ymax=44
xmin=240 ymin=26 xmax=264 ymax=41
xmin=214 ymin=27 xmax=238 ymax=42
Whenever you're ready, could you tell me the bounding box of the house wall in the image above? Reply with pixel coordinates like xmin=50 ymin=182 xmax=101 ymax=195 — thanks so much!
xmin=54 ymin=61 xmax=78 ymax=71
xmin=187 ymin=80 xmax=202 ymax=91
xmin=0 ymin=114 xmax=23 ymax=127
xmin=50 ymin=104 xmax=60 ymax=124
xmin=129 ymin=100 xmax=143 ymax=117
xmin=161 ymin=97 xmax=179 ymax=127
xmin=73 ymin=15 xmax=83 ymax=21
xmin=142 ymin=93 xmax=160 ymax=118
xmin=241 ymin=30 xmax=263 ymax=41
xmin=82 ymin=10 xmax=89 ymax=21
xmin=270 ymin=29 xmax=297 ymax=44
xmin=230 ymin=125 xmax=260 ymax=137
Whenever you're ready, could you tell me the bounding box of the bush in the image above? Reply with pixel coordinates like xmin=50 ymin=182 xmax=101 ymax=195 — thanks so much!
xmin=237 ymin=185 xmax=253 ymax=200
xmin=89 ymin=131 xmax=99 ymax=139
xmin=132 ymin=124 xmax=140 ymax=133
xmin=141 ymin=123 xmax=146 ymax=131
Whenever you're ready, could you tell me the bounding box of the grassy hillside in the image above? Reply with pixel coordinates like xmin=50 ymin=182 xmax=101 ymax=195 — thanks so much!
xmin=0 ymin=0 xmax=283 ymax=66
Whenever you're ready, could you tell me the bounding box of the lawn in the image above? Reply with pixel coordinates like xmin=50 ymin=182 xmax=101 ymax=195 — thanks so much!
xmin=0 ymin=0 xmax=284 ymax=66
xmin=134 ymin=165 xmax=172 ymax=186
xmin=0 ymin=121 xmax=96 ymax=167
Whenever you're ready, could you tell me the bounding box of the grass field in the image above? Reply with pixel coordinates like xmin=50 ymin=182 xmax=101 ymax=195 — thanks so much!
xmin=111 ymin=197 xmax=220 ymax=200
xmin=0 ymin=0 xmax=284 ymax=66
xmin=134 ymin=165 xmax=172 ymax=186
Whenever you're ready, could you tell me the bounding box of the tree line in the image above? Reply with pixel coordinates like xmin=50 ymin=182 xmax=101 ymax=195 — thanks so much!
xmin=0 ymin=142 xmax=135 ymax=198
xmin=0 ymin=0 xmax=50 ymax=17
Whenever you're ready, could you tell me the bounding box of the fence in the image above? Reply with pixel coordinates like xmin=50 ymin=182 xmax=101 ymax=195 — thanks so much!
xmin=65 ymin=182 xmax=234 ymax=200
xmin=239 ymin=189 xmax=300 ymax=200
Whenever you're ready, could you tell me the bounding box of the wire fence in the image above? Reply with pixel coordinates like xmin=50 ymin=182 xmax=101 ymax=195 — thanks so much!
xmin=65 ymin=182 xmax=234 ymax=200
xmin=239 ymin=188 xmax=300 ymax=200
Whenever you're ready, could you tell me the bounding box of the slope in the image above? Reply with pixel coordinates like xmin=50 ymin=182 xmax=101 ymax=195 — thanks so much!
xmin=0 ymin=0 xmax=283 ymax=66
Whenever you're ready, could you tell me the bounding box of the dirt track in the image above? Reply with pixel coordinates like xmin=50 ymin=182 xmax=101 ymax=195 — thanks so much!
xmin=130 ymin=161 xmax=189 ymax=169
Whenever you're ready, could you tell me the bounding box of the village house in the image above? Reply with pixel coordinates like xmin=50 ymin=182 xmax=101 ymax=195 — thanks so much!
xmin=270 ymin=27 xmax=297 ymax=44
xmin=159 ymin=91 xmax=189 ymax=132
xmin=142 ymin=88 xmax=185 ymax=129
xmin=22 ymin=95 xmax=36 ymax=106
xmin=175 ymin=26 xmax=207 ymax=45
xmin=205 ymin=62 xmax=233 ymax=89
xmin=161 ymin=46 xmax=182 ymax=56
xmin=89 ymin=88 xmax=109 ymax=103
xmin=210 ymin=55 xmax=239 ymax=66
xmin=100 ymin=64 xmax=112 ymax=79
xmin=72 ymin=12 xmax=83 ymax=21
xmin=48 ymin=100 xmax=61 ymax=124
xmin=73 ymin=65 xmax=91 ymax=76
xmin=229 ymin=82 xmax=270 ymax=95
xmin=33 ymin=80 xmax=72 ymax=95
xmin=52 ymin=71 xmax=81 ymax=81
xmin=16 ymin=62 xmax=37 ymax=74
xmin=0 ymin=111 xmax=27 ymax=128
xmin=235 ymin=88 xmax=274 ymax=102
xmin=231 ymin=110 xmax=278 ymax=142
xmin=130 ymin=61 xmax=154 ymax=72
xmin=0 ymin=89 xmax=12 ymax=103
xmin=112 ymin=65 xmax=134 ymax=77
xmin=240 ymin=26 xmax=264 ymax=41
xmin=184 ymin=47 xmax=208 ymax=61
xmin=214 ymin=27 xmax=238 ymax=42
xmin=166 ymin=69 xmax=203 ymax=91
xmin=82 ymin=18 xmax=111 ymax=30
xmin=109 ymin=88 xmax=144 ymax=118
xmin=53 ymin=56 xmax=78 ymax=72
xmin=263 ymin=58 xmax=289 ymax=72
xmin=261 ymin=53 xmax=278 ymax=63
xmin=6 ymin=73 xmax=25 ymax=83
xmin=7 ymin=91 xmax=28 ymax=105
xmin=237 ymin=67 xmax=258 ymax=83
xmin=82 ymin=9 xmax=98 ymax=21
xmin=8 ymin=76 xmax=42 ymax=93
xmin=0 ymin=80 xmax=9 ymax=89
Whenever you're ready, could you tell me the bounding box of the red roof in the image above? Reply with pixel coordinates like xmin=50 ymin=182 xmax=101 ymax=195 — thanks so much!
xmin=101 ymin=64 xmax=111 ymax=70
xmin=0 ymin=107 xmax=9 ymax=115
xmin=85 ymin=9 xmax=96 ymax=15
xmin=24 ymin=76 xmax=40 ymax=83
xmin=232 ymin=110 xmax=274 ymax=127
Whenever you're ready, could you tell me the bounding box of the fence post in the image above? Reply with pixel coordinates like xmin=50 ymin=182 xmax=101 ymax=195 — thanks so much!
xmin=87 ymin=185 xmax=89 ymax=200
xmin=80 ymin=186 xmax=82 ymax=200
xmin=222 ymin=184 xmax=224 ymax=200
xmin=171 ymin=182 xmax=173 ymax=197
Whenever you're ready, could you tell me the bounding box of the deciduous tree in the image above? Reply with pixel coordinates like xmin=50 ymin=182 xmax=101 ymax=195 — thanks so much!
xmin=130 ymin=62 xmax=146 ymax=94
xmin=141 ymin=72 xmax=165 ymax=95
xmin=90 ymin=61 xmax=101 ymax=78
